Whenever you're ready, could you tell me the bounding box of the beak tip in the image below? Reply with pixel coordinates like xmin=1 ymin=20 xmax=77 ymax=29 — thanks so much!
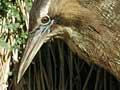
xmin=17 ymin=72 xmax=22 ymax=83
xmin=17 ymin=79 xmax=20 ymax=84
xmin=17 ymin=65 xmax=25 ymax=84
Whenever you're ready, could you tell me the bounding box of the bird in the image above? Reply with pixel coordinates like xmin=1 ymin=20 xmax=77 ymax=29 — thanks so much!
xmin=17 ymin=0 xmax=120 ymax=83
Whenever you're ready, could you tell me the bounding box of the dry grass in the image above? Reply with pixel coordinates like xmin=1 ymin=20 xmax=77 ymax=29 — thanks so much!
xmin=0 ymin=0 xmax=29 ymax=89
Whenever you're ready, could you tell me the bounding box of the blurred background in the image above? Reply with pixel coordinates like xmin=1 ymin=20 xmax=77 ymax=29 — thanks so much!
xmin=0 ymin=0 xmax=120 ymax=90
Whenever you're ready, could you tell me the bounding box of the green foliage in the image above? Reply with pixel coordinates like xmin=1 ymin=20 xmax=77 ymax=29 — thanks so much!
xmin=0 ymin=39 xmax=9 ymax=50
xmin=13 ymin=30 xmax=28 ymax=49
xmin=0 ymin=0 xmax=9 ymax=17
xmin=0 ymin=0 xmax=31 ymax=50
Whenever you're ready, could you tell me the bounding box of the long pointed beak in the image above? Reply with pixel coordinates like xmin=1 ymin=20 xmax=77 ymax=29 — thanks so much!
xmin=17 ymin=23 xmax=53 ymax=83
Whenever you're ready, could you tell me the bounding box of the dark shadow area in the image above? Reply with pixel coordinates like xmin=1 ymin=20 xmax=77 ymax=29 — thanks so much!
xmin=9 ymin=39 xmax=120 ymax=90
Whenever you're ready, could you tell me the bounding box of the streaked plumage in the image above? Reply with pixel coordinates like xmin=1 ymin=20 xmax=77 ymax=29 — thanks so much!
xmin=17 ymin=0 xmax=120 ymax=83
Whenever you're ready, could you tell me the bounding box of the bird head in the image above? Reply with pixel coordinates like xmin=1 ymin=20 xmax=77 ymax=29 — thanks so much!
xmin=18 ymin=0 xmax=118 ymax=83
xmin=18 ymin=0 xmax=87 ymax=82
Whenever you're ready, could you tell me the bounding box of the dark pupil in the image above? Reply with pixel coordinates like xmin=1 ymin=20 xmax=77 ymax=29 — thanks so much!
xmin=41 ymin=16 xmax=49 ymax=24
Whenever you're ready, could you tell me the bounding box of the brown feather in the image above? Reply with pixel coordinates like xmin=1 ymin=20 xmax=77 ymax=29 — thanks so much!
xmin=19 ymin=0 xmax=120 ymax=81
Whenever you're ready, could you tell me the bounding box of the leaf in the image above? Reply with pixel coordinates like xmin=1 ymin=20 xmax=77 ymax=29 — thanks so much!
xmin=0 ymin=39 xmax=9 ymax=50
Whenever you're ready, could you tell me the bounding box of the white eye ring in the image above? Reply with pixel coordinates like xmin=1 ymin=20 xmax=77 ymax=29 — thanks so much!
xmin=41 ymin=15 xmax=51 ymax=25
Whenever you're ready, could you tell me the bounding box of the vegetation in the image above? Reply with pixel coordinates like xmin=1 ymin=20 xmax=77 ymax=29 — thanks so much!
xmin=0 ymin=0 xmax=31 ymax=89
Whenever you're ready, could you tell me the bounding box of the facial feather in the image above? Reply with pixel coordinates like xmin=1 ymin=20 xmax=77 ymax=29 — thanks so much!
xmin=29 ymin=0 xmax=102 ymax=34
xmin=48 ymin=0 xmax=102 ymax=31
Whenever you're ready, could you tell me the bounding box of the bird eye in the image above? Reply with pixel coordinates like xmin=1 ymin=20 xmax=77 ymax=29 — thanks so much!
xmin=41 ymin=15 xmax=51 ymax=25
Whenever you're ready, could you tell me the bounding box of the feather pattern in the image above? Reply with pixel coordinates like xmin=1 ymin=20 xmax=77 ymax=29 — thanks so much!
xmin=18 ymin=0 xmax=120 ymax=82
